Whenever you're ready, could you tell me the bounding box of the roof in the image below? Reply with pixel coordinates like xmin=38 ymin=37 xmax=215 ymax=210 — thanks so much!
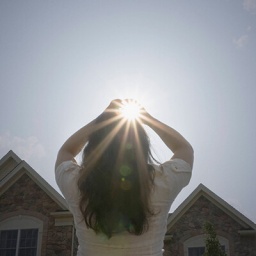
xmin=0 ymin=150 xmax=68 ymax=210
xmin=167 ymin=183 xmax=256 ymax=232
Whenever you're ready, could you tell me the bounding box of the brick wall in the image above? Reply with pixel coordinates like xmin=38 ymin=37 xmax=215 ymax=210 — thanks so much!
xmin=0 ymin=172 xmax=74 ymax=256
xmin=163 ymin=196 xmax=256 ymax=256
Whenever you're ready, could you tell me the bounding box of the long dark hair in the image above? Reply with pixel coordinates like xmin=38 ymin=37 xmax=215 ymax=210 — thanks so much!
xmin=77 ymin=109 xmax=157 ymax=238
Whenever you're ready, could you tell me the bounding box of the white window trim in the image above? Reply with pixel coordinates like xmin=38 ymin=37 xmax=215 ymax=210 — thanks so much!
xmin=0 ymin=215 xmax=43 ymax=256
xmin=183 ymin=234 xmax=229 ymax=256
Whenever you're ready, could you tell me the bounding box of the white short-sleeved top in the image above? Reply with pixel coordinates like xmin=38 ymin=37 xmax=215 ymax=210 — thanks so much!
xmin=55 ymin=159 xmax=192 ymax=256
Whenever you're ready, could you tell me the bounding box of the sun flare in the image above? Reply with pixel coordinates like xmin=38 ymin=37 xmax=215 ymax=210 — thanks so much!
xmin=119 ymin=100 xmax=142 ymax=121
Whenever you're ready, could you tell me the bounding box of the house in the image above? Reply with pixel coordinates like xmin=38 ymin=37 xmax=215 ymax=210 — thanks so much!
xmin=0 ymin=150 xmax=74 ymax=256
xmin=163 ymin=184 xmax=256 ymax=256
xmin=1 ymin=151 xmax=256 ymax=256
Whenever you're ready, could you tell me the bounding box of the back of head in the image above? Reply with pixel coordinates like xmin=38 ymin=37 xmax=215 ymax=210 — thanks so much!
xmin=78 ymin=109 xmax=156 ymax=238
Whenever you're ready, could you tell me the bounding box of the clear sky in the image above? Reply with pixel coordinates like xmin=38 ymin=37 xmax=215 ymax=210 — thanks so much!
xmin=1 ymin=0 xmax=256 ymax=222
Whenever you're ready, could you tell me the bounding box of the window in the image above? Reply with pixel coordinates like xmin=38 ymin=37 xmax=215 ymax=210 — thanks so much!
xmin=187 ymin=246 xmax=226 ymax=256
xmin=0 ymin=230 xmax=17 ymax=256
xmin=19 ymin=229 xmax=38 ymax=256
xmin=0 ymin=229 xmax=38 ymax=256
xmin=188 ymin=247 xmax=205 ymax=256
xmin=184 ymin=235 xmax=229 ymax=256
xmin=0 ymin=215 xmax=43 ymax=256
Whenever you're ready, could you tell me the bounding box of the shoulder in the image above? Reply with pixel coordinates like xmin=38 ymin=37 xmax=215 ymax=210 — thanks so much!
xmin=55 ymin=161 xmax=81 ymax=196
xmin=55 ymin=160 xmax=81 ymax=203
xmin=154 ymin=158 xmax=192 ymax=174
xmin=55 ymin=160 xmax=81 ymax=175
xmin=153 ymin=158 xmax=192 ymax=189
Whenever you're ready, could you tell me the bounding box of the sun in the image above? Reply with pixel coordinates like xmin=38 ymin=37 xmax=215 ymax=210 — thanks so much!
xmin=119 ymin=100 xmax=142 ymax=121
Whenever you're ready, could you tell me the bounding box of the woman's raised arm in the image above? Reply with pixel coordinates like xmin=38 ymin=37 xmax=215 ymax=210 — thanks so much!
xmin=141 ymin=110 xmax=194 ymax=168
xmin=55 ymin=99 xmax=122 ymax=170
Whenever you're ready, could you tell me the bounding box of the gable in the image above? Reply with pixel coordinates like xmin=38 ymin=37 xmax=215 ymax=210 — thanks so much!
xmin=0 ymin=150 xmax=21 ymax=182
xmin=172 ymin=195 xmax=246 ymax=232
xmin=0 ymin=151 xmax=68 ymax=210
xmin=1 ymin=172 xmax=64 ymax=213
xmin=167 ymin=184 xmax=256 ymax=232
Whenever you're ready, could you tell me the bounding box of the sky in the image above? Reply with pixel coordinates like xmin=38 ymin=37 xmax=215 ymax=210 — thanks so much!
xmin=0 ymin=0 xmax=256 ymax=223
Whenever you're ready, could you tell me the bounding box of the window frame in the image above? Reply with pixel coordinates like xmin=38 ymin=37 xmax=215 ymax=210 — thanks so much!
xmin=0 ymin=215 xmax=43 ymax=256
xmin=183 ymin=234 xmax=229 ymax=256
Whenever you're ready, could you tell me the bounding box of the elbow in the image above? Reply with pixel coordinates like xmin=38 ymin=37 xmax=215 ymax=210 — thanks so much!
xmin=178 ymin=144 xmax=194 ymax=168
xmin=188 ymin=144 xmax=194 ymax=156
xmin=179 ymin=143 xmax=194 ymax=156
xmin=187 ymin=145 xmax=194 ymax=168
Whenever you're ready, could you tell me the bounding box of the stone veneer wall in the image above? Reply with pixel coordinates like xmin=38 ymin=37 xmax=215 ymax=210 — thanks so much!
xmin=163 ymin=196 xmax=256 ymax=256
xmin=0 ymin=173 xmax=73 ymax=256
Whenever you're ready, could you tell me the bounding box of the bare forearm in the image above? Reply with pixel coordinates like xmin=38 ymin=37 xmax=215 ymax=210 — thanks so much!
xmin=142 ymin=113 xmax=194 ymax=167
xmin=55 ymin=99 xmax=122 ymax=170
xmin=61 ymin=120 xmax=95 ymax=155
xmin=148 ymin=116 xmax=192 ymax=152
xmin=55 ymin=120 xmax=95 ymax=169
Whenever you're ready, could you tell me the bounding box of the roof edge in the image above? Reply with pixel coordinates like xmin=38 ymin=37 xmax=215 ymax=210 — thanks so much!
xmin=0 ymin=155 xmax=68 ymax=210
xmin=167 ymin=183 xmax=256 ymax=231
xmin=0 ymin=150 xmax=22 ymax=167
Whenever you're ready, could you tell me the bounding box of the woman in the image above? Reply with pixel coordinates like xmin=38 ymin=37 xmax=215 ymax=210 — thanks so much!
xmin=55 ymin=99 xmax=194 ymax=256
